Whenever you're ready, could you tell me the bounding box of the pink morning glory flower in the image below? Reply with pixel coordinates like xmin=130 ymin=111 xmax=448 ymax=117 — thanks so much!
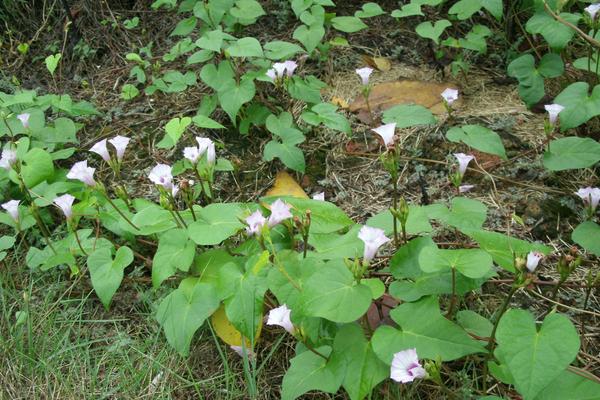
xmin=90 ymin=139 xmax=110 ymax=162
xmin=356 ymin=67 xmax=374 ymax=85
xmin=585 ymin=3 xmax=600 ymax=20
xmin=230 ymin=345 xmax=256 ymax=359
xmin=245 ymin=210 xmax=267 ymax=236
xmin=0 ymin=149 xmax=17 ymax=170
xmin=183 ymin=146 xmax=201 ymax=164
xmin=575 ymin=187 xmax=600 ymax=212
xmin=2 ymin=200 xmax=20 ymax=222
xmin=390 ymin=348 xmax=427 ymax=383
xmin=372 ymin=123 xmax=397 ymax=147
xmin=16 ymin=113 xmax=30 ymax=129
xmin=268 ymin=199 xmax=292 ymax=227
xmin=67 ymin=160 xmax=96 ymax=187
xmin=441 ymin=88 xmax=459 ymax=106
xmin=544 ymin=104 xmax=564 ymax=125
xmin=148 ymin=164 xmax=173 ymax=190
xmin=108 ymin=136 xmax=130 ymax=161
xmin=312 ymin=192 xmax=325 ymax=201
xmin=358 ymin=225 xmax=390 ymax=262
xmin=526 ymin=251 xmax=543 ymax=273
xmin=266 ymin=304 xmax=294 ymax=334
xmin=53 ymin=194 xmax=75 ymax=219
xmin=454 ymin=153 xmax=474 ymax=176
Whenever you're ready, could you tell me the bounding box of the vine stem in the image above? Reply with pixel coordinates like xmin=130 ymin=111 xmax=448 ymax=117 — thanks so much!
xmin=72 ymin=227 xmax=87 ymax=256
xmin=100 ymin=191 xmax=140 ymax=231
xmin=482 ymin=284 xmax=518 ymax=391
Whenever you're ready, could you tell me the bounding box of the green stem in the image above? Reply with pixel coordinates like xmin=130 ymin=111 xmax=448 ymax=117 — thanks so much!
xmin=392 ymin=178 xmax=399 ymax=248
xmin=482 ymin=284 xmax=518 ymax=391
xmin=72 ymin=226 xmax=87 ymax=256
xmin=101 ymin=191 xmax=140 ymax=231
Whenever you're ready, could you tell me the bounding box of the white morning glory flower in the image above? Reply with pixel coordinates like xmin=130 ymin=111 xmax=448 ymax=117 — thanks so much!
xmin=372 ymin=123 xmax=397 ymax=147
xmin=266 ymin=304 xmax=294 ymax=334
xmin=526 ymin=251 xmax=543 ymax=273
xmin=441 ymin=88 xmax=459 ymax=106
xmin=267 ymin=199 xmax=293 ymax=227
xmin=544 ymin=103 xmax=564 ymax=125
xmin=2 ymin=199 xmax=20 ymax=222
xmin=67 ymin=160 xmax=96 ymax=187
xmin=575 ymin=187 xmax=600 ymax=212
xmin=53 ymin=194 xmax=76 ymax=219
xmin=356 ymin=67 xmax=374 ymax=85
xmin=312 ymin=192 xmax=325 ymax=201
xmin=585 ymin=3 xmax=600 ymax=20
xmin=0 ymin=149 xmax=17 ymax=170
xmin=390 ymin=348 xmax=427 ymax=383
xmin=108 ymin=135 xmax=130 ymax=162
xmin=196 ymin=137 xmax=216 ymax=165
xmin=148 ymin=164 xmax=173 ymax=190
xmin=16 ymin=113 xmax=30 ymax=129
xmin=183 ymin=146 xmax=201 ymax=164
xmin=89 ymin=139 xmax=110 ymax=162
xmin=454 ymin=153 xmax=474 ymax=176
xmin=358 ymin=225 xmax=390 ymax=262
xmin=245 ymin=210 xmax=267 ymax=236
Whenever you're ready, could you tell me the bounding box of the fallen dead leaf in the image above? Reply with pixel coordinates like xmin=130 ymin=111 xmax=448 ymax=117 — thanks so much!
xmin=265 ymin=171 xmax=309 ymax=198
xmin=362 ymin=55 xmax=391 ymax=72
xmin=349 ymin=79 xmax=462 ymax=123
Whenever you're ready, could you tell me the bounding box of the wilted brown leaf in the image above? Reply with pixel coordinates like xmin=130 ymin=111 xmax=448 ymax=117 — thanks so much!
xmin=349 ymin=79 xmax=462 ymax=123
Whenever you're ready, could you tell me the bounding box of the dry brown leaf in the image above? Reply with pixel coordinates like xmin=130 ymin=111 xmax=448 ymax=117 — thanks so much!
xmin=362 ymin=55 xmax=392 ymax=72
xmin=331 ymin=96 xmax=349 ymax=109
xmin=349 ymin=79 xmax=462 ymax=123
xmin=265 ymin=171 xmax=308 ymax=198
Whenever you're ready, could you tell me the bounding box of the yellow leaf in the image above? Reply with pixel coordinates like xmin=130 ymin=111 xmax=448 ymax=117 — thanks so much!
xmin=362 ymin=55 xmax=391 ymax=72
xmin=331 ymin=96 xmax=349 ymax=109
xmin=211 ymin=305 xmax=262 ymax=347
xmin=265 ymin=171 xmax=308 ymax=198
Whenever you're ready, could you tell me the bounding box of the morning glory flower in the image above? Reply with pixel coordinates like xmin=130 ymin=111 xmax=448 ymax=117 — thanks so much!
xmin=16 ymin=113 xmax=30 ymax=129
xmin=196 ymin=137 xmax=216 ymax=165
xmin=108 ymin=136 xmax=130 ymax=162
xmin=90 ymin=139 xmax=110 ymax=162
xmin=356 ymin=67 xmax=374 ymax=85
xmin=171 ymin=184 xmax=179 ymax=198
xmin=576 ymin=187 xmax=600 ymax=212
xmin=372 ymin=123 xmax=397 ymax=147
xmin=67 ymin=160 xmax=96 ymax=187
xmin=441 ymin=88 xmax=459 ymax=106
xmin=459 ymin=184 xmax=475 ymax=193
xmin=53 ymin=194 xmax=75 ymax=219
xmin=183 ymin=146 xmax=201 ymax=164
xmin=454 ymin=153 xmax=474 ymax=176
xmin=266 ymin=68 xmax=277 ymax=81
xmin=544 ymin=104 xmax=564 ymax=125
xmin=526 ymin=251 xmax=543 ymax=273
xmin=230 ymin=345 xmax=256 ymax=359
xmin=2 ymin=200 xmax=20 ymax=222
xmin=585 ymin=3 xmax=600 ymax=20
xmin=245 ymin=210 xmax=267 ymax=236
xmin=266 ymin=304 xmax=294 ymax=334
xmin=268 ymin=199 xmax=292 ymax=227
xmin=358 ymin=225 xmax=390 ymax=262
xmin=0 ymin=149 xmax=17 ymax=170
xmin=312 ymin=192 xmax=325 ymax=201
xmin=282 ymin=60 xmax=298 ymax=77
xmin=390 ymin=349 xmax=427 ymax=383
xmin=273 ymin=62 xmax=287 ymax=77
xmin=148 ymin=164 xmax=173 ymax=190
